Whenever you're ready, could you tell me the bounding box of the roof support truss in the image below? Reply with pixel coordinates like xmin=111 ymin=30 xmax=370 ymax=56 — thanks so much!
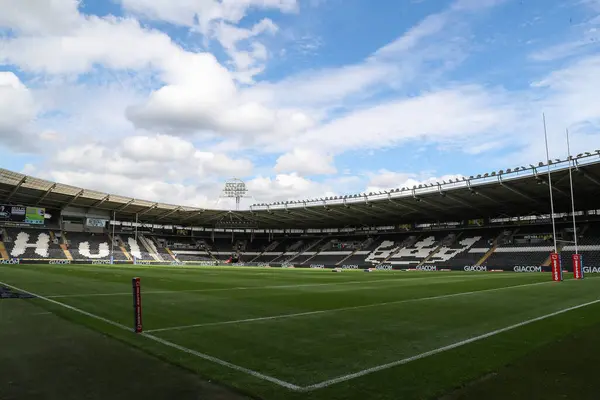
xmin=91 ymin=195 xmax=110 ymax=208
xmin=469 ymin=189 xmax=503 ymax=206
xmin=441 ymin=192 xmax=484 ymax=213
xmin=343 ymin=204 xmax=384 ymax=220
xmin=5 ymin=176 xmax=27 ymax=202
xmin=201 ymin=211 xmax=233 ymax=224
xmin=365 ymin=202 xmax=405 ymax=221
xmin=535 ymin=176 xmax=570 ymax=198
xmin=155 ymin=207 xmax=184 ymax=221
xmin=249 ymin=211 xmax=294 ymax=226
xmin=64 ymin=190 xmax=85 ymax=208
xmin=283 ymin=207 xmax=329 ymax=224
xmin=321 ymin=206 xmax=368 ymax=225
xmin=137 ymin=203 xmax=159 ymax=217
xmin=301 ymin=204 xmax=334 ymax=219
xmin=376 ymin=200 xmax=414 ymax=218
xmin=578 ymin=167 xmax=600 ymax=188
xmin=276 ymin=207 xmax=316 ymax=222
xmin=35 ymin=183 xmax=57 ymax=206
xmin=499 ymin=181 xmax=541 ymax=205
xmin=115 ymin=199 xmax=136 ymax=212
xmin=389 ymin=198 xmax=429 ymax=215
xmin=180 ymin=211 xmax=205 ymax=222
xmin=413 ymin=196 xmax=447 ymax=211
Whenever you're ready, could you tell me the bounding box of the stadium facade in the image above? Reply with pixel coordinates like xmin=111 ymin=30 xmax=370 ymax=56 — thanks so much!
xmin=1 ymin=151 xmax=600 ymax=271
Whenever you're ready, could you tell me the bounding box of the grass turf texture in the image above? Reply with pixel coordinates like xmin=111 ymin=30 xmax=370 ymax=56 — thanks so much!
xmin=1 ymin=264 xmax=599 ymax=400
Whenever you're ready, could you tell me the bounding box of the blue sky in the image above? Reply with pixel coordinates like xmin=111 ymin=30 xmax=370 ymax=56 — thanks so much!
xmin=0 ymin=0 xmax=599 ymax=208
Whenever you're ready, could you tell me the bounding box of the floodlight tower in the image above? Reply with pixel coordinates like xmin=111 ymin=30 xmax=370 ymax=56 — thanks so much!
xmin=219 ymin=178 xmax=249 ymax=210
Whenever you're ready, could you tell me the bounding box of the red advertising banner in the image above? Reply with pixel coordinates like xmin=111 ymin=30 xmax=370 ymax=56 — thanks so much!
xmin=550 ymin=253 xmax=563 ymax=282
xmin=132 ymin=277 xmax=143 ymax=333
xmin=573 ymin=253 xmax=584 ymax=280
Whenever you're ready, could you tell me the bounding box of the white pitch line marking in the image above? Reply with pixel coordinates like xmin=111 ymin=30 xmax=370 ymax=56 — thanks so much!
xmin=43 ymin=274 xmax=492 ymax=299
xmin=300 ymin=297 xmax=600 ymax=391
xmin=0 ymin=280 xmax=301 ymax=391
xmin=2 ymin=278 xmax=596 ymax=393
xmin=145 ymin=280 xmax=555 ymax=333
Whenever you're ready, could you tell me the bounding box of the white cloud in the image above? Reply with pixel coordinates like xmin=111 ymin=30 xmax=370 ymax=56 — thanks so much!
xmin=40 ymin=169 xmax=334 ymax=208
xmin=3 ymin=0 xmax=599 ymax=211
xmin=501 ymin=54 xmax=600 ymax=165
xmin=193 ymin=151 xmax=254 ymax=177
xmin=365 ymin=170 xmax=414 ymax=193
xmin=30 ymin=76 xmax=148 ymax=147
xmin=244 ymin=0 xmax=483 ymax=112
xmin=374 ymin=13 xmax=449 ymax=57
xmin=126 ymin=78 xmax=315 ymax=137
xmin=214 ymin=18 xmax=278 ymax=82
xmin=533 ymin=55 xmax=600 ymax=124
xmin=52 ymin=134 xmax=253 ymax=180
xmin=284 ymin=85 xmax=520 ymax=156
xmin=451 ymin=0 xmax=508 ymax=11
xmin=239 ymin=0 xmax=503 ymax=148
xmin=365 ymin=169 xmax=465 ymax=193
xmin=0 ymin=16 xmax=177 ymax=74
xmin=0 ymin=6 xmax=312 ymax=139
xmin=0 ymin=72 xmax=37 ymax=150
xmin=118 ymin=0 xmax=295 ymax=81
xmin=121 ymin=134 xmax=196 ymax=162
xmin=39 ymin=133 xmax=255 ymax=207
xmin=275 ymin=148 xmax=336 ymax=175
xmin=528 ymin=1 xmax=599 ymax=62
xmin=49 ymin=170 xmax=216 ymax=207
xmin=118 ymin=0 xmax=298 ymax=32
xmin=247 ymin=173 xmax=332 ymax=203
xmin=0 ymin=0 xmax=81 ymax=35
xmin=245 ymin=62 xmax=396 ymax=109
xmin=581 ymin=0 xmax=600 ymax=12
xmin=530 ymin=39 xmax=600 ymax=62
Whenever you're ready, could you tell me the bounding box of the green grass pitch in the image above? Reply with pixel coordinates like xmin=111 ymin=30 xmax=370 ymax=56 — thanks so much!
xmin=1 ymin=264 xmax=600 ymax=400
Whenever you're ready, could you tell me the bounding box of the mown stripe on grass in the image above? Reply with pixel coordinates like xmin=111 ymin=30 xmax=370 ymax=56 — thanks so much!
xmin=42 ymin=274 xmax=492 ymax=299
xmin=0 ymin=280 xmax=302 ymax=391
xmin=146 ymin=280 xmax=555 ymax=333
xmin=300 ymin=297 xmax=600 ymax=391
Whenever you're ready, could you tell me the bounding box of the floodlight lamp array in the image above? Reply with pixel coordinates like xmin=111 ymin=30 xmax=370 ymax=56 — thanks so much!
xmin=249 ymin=150 xmax=600 ymax=211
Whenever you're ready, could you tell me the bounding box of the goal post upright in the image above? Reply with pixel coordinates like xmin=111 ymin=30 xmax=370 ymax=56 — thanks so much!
xmin=566 ymin=128 xmax=584 ymax=280
xmin=543 ymin=114 xmax=562 ymax=282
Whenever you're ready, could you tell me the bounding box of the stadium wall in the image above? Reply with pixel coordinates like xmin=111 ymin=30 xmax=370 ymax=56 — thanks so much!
xmin=4 ymin=258 xmax=600 ymax=273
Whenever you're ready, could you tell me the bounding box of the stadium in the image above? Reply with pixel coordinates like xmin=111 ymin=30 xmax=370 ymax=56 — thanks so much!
xmin=4 ymin=1 xmax=600 ymax=399
xmin=2 ymin=150 xmax=600 ymax=400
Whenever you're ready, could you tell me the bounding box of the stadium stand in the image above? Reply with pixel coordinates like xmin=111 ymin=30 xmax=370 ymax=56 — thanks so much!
xmin=562 ymin=224 xmax=600 ymax=269
xmin=428 ymin=229 xmax=504 ymax=267
xmin=65 ymin=232 xmax=125 ymax=261
xmin=3 ymin=228 xmax=66 ymax=260
xmin=483 ymin=225 xmax=557 ymax=267
xmin=153 ymin=236 xmax=177 ymax=261
xmin=2 ymin=153 xmax=600 ymax=271
xmin=1 ymin=223 xmax=600 ymax=269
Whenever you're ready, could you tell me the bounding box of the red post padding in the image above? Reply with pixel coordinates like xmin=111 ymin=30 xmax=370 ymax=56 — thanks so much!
xmin=132 ymin=277 xmax=142 ymax=333
xmin=550 ymin=253 xmax=563 ymax=282
xmin=573 ymin=254 xmax=584 ymax=280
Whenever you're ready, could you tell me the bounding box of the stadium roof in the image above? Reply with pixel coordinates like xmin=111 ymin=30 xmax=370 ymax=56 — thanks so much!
xmin=1 ymin=151 xmax=600 ymax=229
